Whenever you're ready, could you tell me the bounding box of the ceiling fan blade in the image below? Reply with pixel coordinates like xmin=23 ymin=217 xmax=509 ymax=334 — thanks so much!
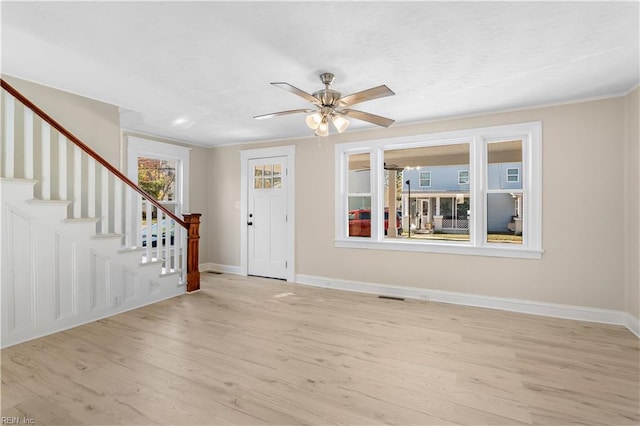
xmin=341 ymin=109 xmax=395 ymax=128
xmin=253 ymin=108 xmax=315 ymax=120
xmin=271 ymin=82 xmax=320 ymax=104
xmin=338 ymin=85 xmax=395 ymax=107
xmin=384 ymin=163 xmax=403 ymax=171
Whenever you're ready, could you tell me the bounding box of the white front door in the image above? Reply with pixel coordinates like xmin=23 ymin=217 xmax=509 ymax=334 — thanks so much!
xmin=247 ymin=157 xmax=288 ymax=279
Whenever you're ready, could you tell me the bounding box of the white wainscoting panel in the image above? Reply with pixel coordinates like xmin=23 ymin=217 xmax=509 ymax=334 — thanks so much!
xmin=1 ymin=179 xmax=185 ymax=348
xmin=55 ymin=232 xmax=77 ymax=320
xmin=90 ymin=249 xmax=111 ymax=310
xmin=6 ymin=205 xmax=36 ymax=332
xmin=123 ymin=267 xmax=138 ymax=302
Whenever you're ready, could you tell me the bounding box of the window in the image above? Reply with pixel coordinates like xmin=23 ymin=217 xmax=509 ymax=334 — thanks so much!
xmin=506 ymin=167 xmax=519 ymax=183
xmin=127 ymin=136 xmax=190 ymax=248
xmin=335 ymin=122 xmax=542 ymax=259
xmin=458 ymin=170 xmax=469 ymax=185
xmin=419 ymin=171 xmax=431 ymax=187
xmin=254 ymin=163 xmax=282 ymax=189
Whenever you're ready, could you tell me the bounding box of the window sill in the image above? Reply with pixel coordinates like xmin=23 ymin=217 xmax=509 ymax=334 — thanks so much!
xmin=334 ymin=238 xmax=543 ymax=259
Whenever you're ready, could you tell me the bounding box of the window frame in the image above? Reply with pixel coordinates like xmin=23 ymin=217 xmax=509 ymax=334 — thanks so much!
xmin=458 ymin=170 xmax=469 ymax=185
xmin=127 ymin=136 xmax=191 ymax=248
xmin=334 ymin=121 xmax=542 ymax=259
xmin=506 ymin=167 xmax=520 ymax=183
xmin=419 ymin=171 xmax=431 ymax=188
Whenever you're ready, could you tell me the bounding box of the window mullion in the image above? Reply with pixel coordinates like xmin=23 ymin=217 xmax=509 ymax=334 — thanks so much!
xmin=470 ymin=136 xmax=484 ymax=247
xmin=371 ymin=148 xmax=384 ymax=241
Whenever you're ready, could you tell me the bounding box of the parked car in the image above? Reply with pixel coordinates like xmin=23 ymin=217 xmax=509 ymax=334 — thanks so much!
xmin=349 ymin=208 xmax=402 ymax=237
xmin=141 ymin=220 xmax=175 ymax=247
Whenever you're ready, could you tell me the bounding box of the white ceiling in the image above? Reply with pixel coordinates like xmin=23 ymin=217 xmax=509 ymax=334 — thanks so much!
xmin=2 ymin=1 xmax=638 ymax=147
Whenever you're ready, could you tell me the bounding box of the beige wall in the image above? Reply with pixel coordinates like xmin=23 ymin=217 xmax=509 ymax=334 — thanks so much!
xmin=3 ymin=75 xmax=122 ymax=166
xmin=188 ymin=145 xmax=211 ymax=263
xmin=209 ymin=95 xmax=633 ymax=312
xmin=6 ymin=75 xmax=635 ymax=317
xmin=625 ymin=88 xmax=640 ymax=319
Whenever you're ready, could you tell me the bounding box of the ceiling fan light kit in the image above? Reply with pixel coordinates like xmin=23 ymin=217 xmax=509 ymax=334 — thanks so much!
xmin=254 ymin=72 xmax=395 ymax=137
xmin=331 ymin=114 xmax=350 ymax=133
xmin=305 ymin=112 xmax=322 ymax=130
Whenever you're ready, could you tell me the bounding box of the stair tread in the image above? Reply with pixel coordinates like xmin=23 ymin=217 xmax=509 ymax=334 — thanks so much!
xmin=0 ymin=177 xmax=38 ymax=185
xmin=62 ymin=218 xmax=100 ymax=223
xmin=92 ymin=233 xmax=124 ymax=239
xmin=118 ymin=246 xmax=146 ymax=253
xmin=161 ymin=268 xmax=182 ymax=277
xmin=28 ymin=199 xmax=71 ymax=205
xmin=140 ymin=257 xmax=163 ymax=265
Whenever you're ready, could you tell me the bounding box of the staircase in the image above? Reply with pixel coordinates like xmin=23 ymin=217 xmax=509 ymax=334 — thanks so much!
xmin=1 ymin=79 xmax=201 ymax=348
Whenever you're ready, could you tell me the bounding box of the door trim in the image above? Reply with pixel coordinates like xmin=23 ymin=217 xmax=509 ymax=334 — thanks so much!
xmin=240 ymin=145 xmax=295 ymax=282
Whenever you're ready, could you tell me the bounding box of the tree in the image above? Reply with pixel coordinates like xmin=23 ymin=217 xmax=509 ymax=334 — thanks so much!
xmin=137 ymin=157 xmax=175 ymax=201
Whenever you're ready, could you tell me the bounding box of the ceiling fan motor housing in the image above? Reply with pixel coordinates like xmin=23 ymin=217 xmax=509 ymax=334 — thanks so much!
xmin=313 ymin=88 xmax=342 ymax=108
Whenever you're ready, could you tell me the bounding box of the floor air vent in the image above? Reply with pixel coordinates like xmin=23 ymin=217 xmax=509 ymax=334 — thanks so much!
xmin=378 ymin=295 xmax=405 ymax=302
xmin=206 ymin=271 xmax=222 ymax=275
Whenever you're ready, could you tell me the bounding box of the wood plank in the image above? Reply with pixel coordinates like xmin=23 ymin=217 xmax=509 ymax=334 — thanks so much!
xmin=1 ymin=274 xmax=638 ymax=425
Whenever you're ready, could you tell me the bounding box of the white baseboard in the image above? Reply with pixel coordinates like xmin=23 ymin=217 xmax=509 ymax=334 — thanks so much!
xmin=295 ymin=273 xmax=639 ymax=338
xmin=198 ymin=264 xmax=638 ymax=338
xmin=199 ymin=262 xmax=241 ymax=275
xmin=625 ymin=312 xmax=640 ymax=338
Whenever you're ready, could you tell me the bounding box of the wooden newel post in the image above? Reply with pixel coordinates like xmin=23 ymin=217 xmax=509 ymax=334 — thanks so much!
xmin=183 ymin=213 xmax=201 ymax=292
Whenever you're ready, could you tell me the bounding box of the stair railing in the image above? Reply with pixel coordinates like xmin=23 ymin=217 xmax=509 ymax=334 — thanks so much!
xmin=1 ymin=79 xmax=200 ymax=292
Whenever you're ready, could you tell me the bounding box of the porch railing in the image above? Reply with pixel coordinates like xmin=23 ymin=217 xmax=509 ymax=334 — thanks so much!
xmin=1 ymin=79 xmax=200 ymax=291
xmin=442 ymin=218 xmax=469 ymax=230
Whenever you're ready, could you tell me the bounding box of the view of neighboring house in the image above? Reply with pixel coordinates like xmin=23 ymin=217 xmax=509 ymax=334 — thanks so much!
xmin=401 ymin=161 xmax=523 ymax=236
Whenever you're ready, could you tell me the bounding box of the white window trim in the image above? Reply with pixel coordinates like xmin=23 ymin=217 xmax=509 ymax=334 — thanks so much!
xmin=419 ymin=171 xmax=431 ymax=188
xmin=458 ymin=170 xmax=469 ymax=185
xmin=126 ymin=136 xmax=191 ymax=248
xmin=506 ymin=167 xmax=520 ymax=183
xmin=334 ymin=121 xmax=542 ymax=259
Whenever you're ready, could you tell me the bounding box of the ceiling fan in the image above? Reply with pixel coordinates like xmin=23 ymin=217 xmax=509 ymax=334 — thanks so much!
xmin=355 ymin=162 xmax=404 ymax=172
xmin=254 ymin=72 xmax=395 ymax=136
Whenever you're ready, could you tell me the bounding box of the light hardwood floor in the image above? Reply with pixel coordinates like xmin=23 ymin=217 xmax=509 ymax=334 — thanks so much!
xmin=2 ymin=273 xmax=639 ymax=425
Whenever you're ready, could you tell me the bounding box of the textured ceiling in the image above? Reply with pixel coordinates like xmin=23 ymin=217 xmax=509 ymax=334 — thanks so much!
xmin=2 ymin=1 xmax=638 ymax=147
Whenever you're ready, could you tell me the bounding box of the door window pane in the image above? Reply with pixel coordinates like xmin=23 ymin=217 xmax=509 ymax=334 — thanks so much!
xmin=253 ymin=163 xmax=282 ymax=189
